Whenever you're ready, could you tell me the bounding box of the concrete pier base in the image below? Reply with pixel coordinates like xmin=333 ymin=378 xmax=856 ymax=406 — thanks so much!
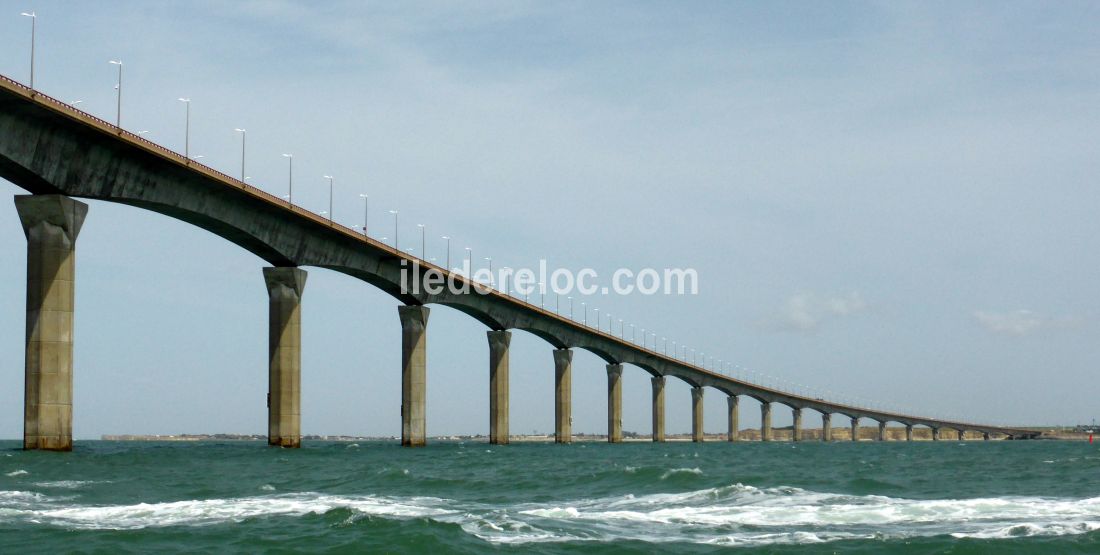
xmin=691 ymin=386 xmax=704 ymax=442
xmin=760 ymin=402 xmax=772 ymax=441
xmin=487 ymin=330 xmax=511 ymax=445
xmin=792 ymin=408 xmax=803 ymax=442
xmin=651 ymin=376 xmax=665 ymax=442
xmin=932 ymin=427 xmax=940 ymax=441
xmin=878 ymin=421 xmax=887 ymax=441
xmin=983 ymin=432 xmax=990 ymax=441
xmin=399 ymin=305 xmax=430 ymax=447
xmin=822 ymin=412 xmax=832 ymax=442
xmin=554 ymin=349 xmax=572 ymax=444
xmin=263 ymin=267 xmax=307 ymax=448
xmin=727 ymin=395 xmax=739 ymax=442
xmin=851 ymin=417 xmax=859 ymax=441
xmin=957 ymin=429 xmax=965 ymax=441
xmin=906 ymin=424 xmax=914 ymax=442
xmin=17 ymin=195 xmax=87 ymax=451
xmin=607 ymin=363 xmax=622 ymax=443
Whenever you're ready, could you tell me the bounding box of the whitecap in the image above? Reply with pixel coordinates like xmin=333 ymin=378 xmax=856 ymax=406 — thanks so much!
xmin=5 ymin=470 xmax=28 ymax=477
xmin=33 ymin=480 xmax=104 ymax=489
xmin=259 ymin=485 xmax=275 ymax=492
xmin=659 ymin=467 xmax=703 ymax=480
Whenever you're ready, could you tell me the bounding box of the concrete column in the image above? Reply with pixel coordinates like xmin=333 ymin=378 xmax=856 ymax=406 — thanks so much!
xmin=263 ymin=267 xmax=307 ymax=448
xmin=877 ymin=421 xmax=887 ymax=441
xmin=487 ymin=330 xmax=511 ymax=445
xmin=822 ymin=412 xmax=832 ymax=442
xmin=691 ymin=386 xmax=704 ymax=442
xmin=760 ymin=402 xmax=772 ymax=441
xmin=727 ymin=395 xmax=739 ymax=442
xmin=906 ymin=424 xmax=914 ymax=442
xmin=983 ymin=432 xmax=990 ymax=441
xmin=399 ymin=305 xmax=429 ymax=447
xmin=606 ymin=363 xmax=623 ymax=443
xmin=792 ymin=408 xmax=803 ymax=442
xmin=651 ymin=376 xmax=665 ymax=442
xmin=17 ymin=195 xmax=87 ymax=451
xmin=850 ymin=417 xmax=859 ymax=441
xmin=554 ymin=349 xmax=572 ymax=444
xmin=932 ymin=427 xmax=940 ymax=441
xmin=957 ymin=429 xmax=965 ymax=441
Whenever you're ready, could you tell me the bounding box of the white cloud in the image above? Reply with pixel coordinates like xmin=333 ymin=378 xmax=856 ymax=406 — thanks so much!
xmin=771 ymin=291 xmax=867 ymax=332
xmin=973 ymin=309 xmax=1080 ymax=336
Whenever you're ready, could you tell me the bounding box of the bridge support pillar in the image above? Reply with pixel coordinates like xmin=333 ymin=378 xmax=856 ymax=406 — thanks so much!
xmin=878 ymin=421 xmax=887 ymax=441
xmin=792 ymin=408 xmax=803 ymax=441
xmin=822 ymin=413 xmax=832 ymax=442
xmin=851 ymin=417 xmax=859 ymax=441
xmin=554 ymin=349 xmax=572 ymax=444
xmin=691 ymin=386 xmax=704 ymax=442
xmin=17 ymin=195 xmax=87 ymax=451
xmin=906 ymin=424 xmax=913 ymax=442
xmin=488 ymin=330 xmax=510 ymax=445
xmin=983 ymin=432 xmax=990 ymax=441
xmin=932 ymin=427 xmax=940 ymax=441
xmin=399 ymin=305 xmax=429 ymax=447
xmin=263 ymin=267 xmax=307 ymax=448
xmin=727 ymin=395 xmax=739 ymax=441
xmin=607 ymin=364 xmax=623 ymax=443
xmin=651 ymin=376 xmax=665 ymax=442
xmin=760 ymin=402 xmax=772 ymax=441
xmin=957 ymin=429 xmax=965 ymax=441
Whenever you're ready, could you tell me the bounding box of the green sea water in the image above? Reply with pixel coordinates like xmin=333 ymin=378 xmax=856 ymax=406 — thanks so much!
xmin=1 ymin=439 xmax=1099 ymax=553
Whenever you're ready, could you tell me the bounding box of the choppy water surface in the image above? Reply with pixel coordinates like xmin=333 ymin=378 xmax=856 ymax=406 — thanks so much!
xmin=2 ymin=440 xmax=1099 ymax=553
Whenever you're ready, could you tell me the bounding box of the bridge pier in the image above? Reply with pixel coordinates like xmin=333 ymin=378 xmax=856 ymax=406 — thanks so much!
xmin=727 ymin=395 xmax=739 ymax=441
xmin=983 ymin=432 xmax=990 ymax=441
xmin=850 ymin=417 xmax=859 ymax=441
xmin=263 ymin=267 xmax=307 ymax=448
xmin=906 ymin=424 xmax=914 ymax=442
xmin=932 ymin=427 xmax=940 ymax=441
xmin=957 ymin=429 xmax=965 ymax=441
xmin=691 ymin=386 xmax=704 ymax=442
xmin=17 ymin=195 xmax=87 ymax=451
xmin=651 ymin=376 xmax=665 ymax=442
xmin=760 ymin=402 xmax=772 ymax=441
xmin=399 ymin=305 xmax=430 ymax=447
xmin=792 ymin=408 xmax=803 ymax=441
xmin=487 ymin=330 xmax=510 ymax=445
xmin=878 ymin=421 xmax=887 ymax=441
xmin=607 ymin=363 xmax=623 ymax=443
xmin=554 ymin=349 xmax=572 ymax=444
xmin=822 ymin=413 xmax=832 ymax=442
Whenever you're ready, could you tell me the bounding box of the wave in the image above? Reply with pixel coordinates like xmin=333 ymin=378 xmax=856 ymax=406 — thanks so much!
xmin=0 ymin=484 xmax=1098 ymax=545
xmin=4 ymin=470 xmax=28 ymax=477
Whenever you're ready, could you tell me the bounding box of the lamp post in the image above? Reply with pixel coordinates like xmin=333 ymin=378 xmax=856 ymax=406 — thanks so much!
xmin=178 ymin=98 xmax=191 ymax=159
xmin=234 ymin=128 xmax=246 ymax=181
xmin=389 ymin=210 xmax=398 ymax=248
xmin=594 ymin=308 xmax=599 ymax=330
xmin=109 ymin=60 xmax=122 ymax=128
xmin=323 ymin=175 xmax=334 ymax=221
xmin=465 ymin=247 xmax=472 ymax=274
xmin=582 ymin=302 xmax=587 ymax=326
xmin=630 ymin=324 xmax=635 ymax=343
xmin=358 ymin=194 xmax=368 ymax=235
xmin=20 ymin=12 xmax=34 ymax=89
xmin=281 ymin=154 xmax=293 ymax=204
xmin=416 ymin=224 xmax=426 ymax=260
xmin=441 ymin=236 xmax=451 ymax=269
xmin=484 ymin=257 xmax=493 ymax=288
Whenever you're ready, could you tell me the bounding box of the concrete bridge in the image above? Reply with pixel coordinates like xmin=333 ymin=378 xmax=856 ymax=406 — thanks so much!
xmin=0 ymin=74 xmax=1040 ymax=450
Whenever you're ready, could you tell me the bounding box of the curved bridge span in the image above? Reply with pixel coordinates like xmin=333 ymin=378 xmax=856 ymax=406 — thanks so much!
xmin=0 ymin=75 xmax=1039 ymax=450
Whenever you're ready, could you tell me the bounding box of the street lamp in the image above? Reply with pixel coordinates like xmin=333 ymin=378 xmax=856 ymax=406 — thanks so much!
xmin=358 ymin=194 xmax=369 ymax=235
xmin=594 ymin=308 xmax=599 ymax=330
xmin=441 ymin=236 xmax=451 ymax=269
xmin=177 ymin=98 xmax=191 ymax=159
xmin=417 ymin=224 xmax=425 ymax=260
xmin=389 ymin=210 xmax=398 ymax=248
xmin=234 ymin=128 xmax=246 ymax=182
xmin=465 ymin=247 xmax=472 ymax=274
xmin=323 ymin=175 xmax=334 ymax=221
xmin=582 ymin=302 xmax=587 ymax=325
xmin=20 ymin=12 xmax=34 ymax=89
xmin=484 ymin=257 xmax=492 ymax=287
xmin=568 ymin=296 xmax=573 ymax=319
xmin=109 ymin=60 xmax=122 ymax=128
xmin=281 ymin=154 xmax=293 ymax=204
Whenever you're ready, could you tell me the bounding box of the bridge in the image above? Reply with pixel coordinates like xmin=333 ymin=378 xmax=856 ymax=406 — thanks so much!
xmin=0 ymin=74 xmax=1040 ymax=450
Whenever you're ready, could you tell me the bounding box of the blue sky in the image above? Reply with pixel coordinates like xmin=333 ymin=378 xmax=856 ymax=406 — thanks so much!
xmin=0 ymin=1 xmax=1097 ymax=438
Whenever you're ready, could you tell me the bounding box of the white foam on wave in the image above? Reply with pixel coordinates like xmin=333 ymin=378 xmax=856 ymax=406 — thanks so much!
xmin=33 ymin=480 xmax=106 ymax=489
xmin=5 ymin=470 xmax=28 ymax=477
xmin=659 ymin=467 xmax=703 ymax=480
xmin=0 ymin=484 xmax=1097 ymax=546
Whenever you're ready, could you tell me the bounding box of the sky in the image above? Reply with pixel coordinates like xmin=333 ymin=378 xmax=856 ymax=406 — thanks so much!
xmin=0 ymin=1 xmax=1097 ymax=439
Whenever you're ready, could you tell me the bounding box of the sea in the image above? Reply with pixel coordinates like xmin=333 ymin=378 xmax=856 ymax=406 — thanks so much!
xmin=1 ymin=439 xmax=1098 ymax=553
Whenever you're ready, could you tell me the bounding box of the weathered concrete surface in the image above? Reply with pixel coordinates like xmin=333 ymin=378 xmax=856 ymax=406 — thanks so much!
xmin=488 ymin=330 xmax=510 ymax=445
xmin=17 ymin=194 xmax=86 ymax=451
xmin=932 ymin=427 xmax=941 ymax=441
xmin=851 ymin=417 xmax=859 ymax=442
xmin=553 ymin=348 xmax=572 ymax=444
xmin=878 ymin=421 xmax=887 ymax=442
xmin=727 ymin=395 xmax=739 ymax=442
xmin=0 ymin=77 xmax=1041 ymax=442
xmin=822 ymin=412 xmax=832 ymax=442
xmin=691 ymin=386 xmax=704 ymax=443
xmin=906 ymin=424 xmax=914 ymax=441
xmin=792 ymin=407 xmax=803 ymax=442
xmin=399 ymin=306 xmax=429 ymax=447
xmin=760 ymin=402 xmax=772 ymax=442
xmin=651 ymin=376 xmax=665 ymax=442
xmin=263 ymin=267 xmax=306 ymax=448
xmin=607 ymin=364 xmax=622 ymax=443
